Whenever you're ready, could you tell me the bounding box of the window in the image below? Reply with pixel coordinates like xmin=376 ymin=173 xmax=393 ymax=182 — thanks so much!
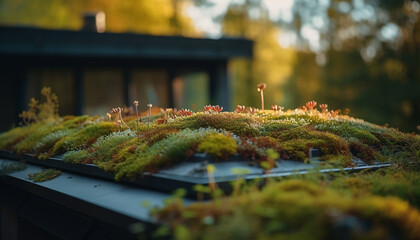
xmin=172 ymin=71 xmax=209 ymax=110
xmin=129 ymin=69 xmax=169 ymax=112
xmin=83 ymin=69 xmax=124 ymax=116
xmin=26 ymin=68 xmax=75 ymax=116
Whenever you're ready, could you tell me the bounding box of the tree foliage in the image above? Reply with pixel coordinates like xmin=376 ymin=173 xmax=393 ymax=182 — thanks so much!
xmin=0 ymin=0 xmax=197 ymax=36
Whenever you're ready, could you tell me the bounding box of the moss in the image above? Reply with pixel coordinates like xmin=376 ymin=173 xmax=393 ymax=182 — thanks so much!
xmin=51 ymin=121 xmax=118 ymax=156
xmin=91 ymin=130 xmax=135 ymax=163
xmin=281 ymin=139 xmax=314 ymax=162
xmin=14 ymin=121 xmax=59 ymax=155
xmin=113 ymin=128 xmax=221 ymax=180
xmin=1 ymin=106 xmax=419 ymax=178
xmin=153 ymin=179 xmax=420 ymax=240
xmin=0 ymin=122 xmax=44 ymax=151
xmin=35 ymin=129 xmax=77 ymax=159
xmin=174 ymin=113 xmax=260 ymax=137
xmin=197 ymin=133 xmax=237 ymax=159
xmin=145 ymin=128 xmax=180 ymax=146
xmin=270 ymin=126 xmax=351 ymax=163
xmin=348 ymin=139 xmax=378 ymax=164
xmin=237 ymin=136 xmax=283 ymax=162
xmin=62 ymin=150 xmax=91 ymax=164
xmin=260 ymin=121 xmax=299 ymax=134
xmin=0 ymin=161 xmax=27 ymax=176
xmin=331 ymin=168 xmax=420 ymax=208
xmin=373 ymin=131 xmax=420 ymax=165
xmin=60 ymin=115 xmax=90 ymax=128
xmin=28 ymin=169 xmax=61 ymax=182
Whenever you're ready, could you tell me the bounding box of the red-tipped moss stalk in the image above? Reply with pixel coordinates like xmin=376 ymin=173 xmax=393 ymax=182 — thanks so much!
xmin=147 ymin=103 xmax=152 ymax=130
xmin=257 ymin=83 xmax=266 ymax=110
xmin=110 ymin=107 xmax=130 ymax=131
xmin=134 ymin=101 xmax=140 ymax=142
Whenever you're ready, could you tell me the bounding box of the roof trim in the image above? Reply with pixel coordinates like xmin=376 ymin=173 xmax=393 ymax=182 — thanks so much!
xmin=0 ymin=26 xmax=253 ymax=60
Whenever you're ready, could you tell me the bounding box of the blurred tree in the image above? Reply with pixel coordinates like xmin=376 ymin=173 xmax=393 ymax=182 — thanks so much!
xmin=283 ymin=0 xmax=420 ymax=131
xmin=221 ymin=1 xmax=296 ymax=109
xmin=0 ymin=0 xmax=198 ymax=36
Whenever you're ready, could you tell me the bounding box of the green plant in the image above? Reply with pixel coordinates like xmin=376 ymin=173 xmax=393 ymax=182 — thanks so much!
xmin=28 ymin=169 xmax=61 ymax=182
xmin=112 ymin=128 xmax=222 ymax=180
xmin=197 ymin=133 xmax=237 ymax=159
xmin=19 ymin=87 xmax=59 ymax=125
xmin=51 ymin=121 xmax=118 ymax=156
xmin=153 ymin=178 xmax=420 ymax=240
xmin=0 ymin=161 xmax=27 ymax=176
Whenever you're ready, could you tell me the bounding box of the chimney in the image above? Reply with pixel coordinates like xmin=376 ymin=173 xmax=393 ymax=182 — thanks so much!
xmin=82 ymin=12 xmax=106 ymax=33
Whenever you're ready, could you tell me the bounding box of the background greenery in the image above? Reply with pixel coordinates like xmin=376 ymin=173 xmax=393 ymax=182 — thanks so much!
xmin=1 ymin=0 xmax=419 ymax=132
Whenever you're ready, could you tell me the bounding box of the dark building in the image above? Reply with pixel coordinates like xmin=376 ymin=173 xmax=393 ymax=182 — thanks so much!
xmin=0 ymin=25 xmax=253 ymax=131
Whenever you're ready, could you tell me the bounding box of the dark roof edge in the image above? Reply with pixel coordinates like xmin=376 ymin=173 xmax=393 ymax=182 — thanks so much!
xmin=0 ymin=26 xmax=253 ymax=60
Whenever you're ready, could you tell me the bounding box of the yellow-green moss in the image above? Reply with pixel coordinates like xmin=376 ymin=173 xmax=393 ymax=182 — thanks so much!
xmin=0 ymin=161 xmax=27 ymax=176
xmin=28 ymin=169 xmax=61 ymax=182
xmin=112 ymin=128 xmax=221 ymax=180
xmin=14 ymin=122 xmax=59 ymax=155
xmin=62 ymin=150 xmax=91 ymax=164
xmin=51 ymin=121 xmax=118 ymax=156
xmin=270 ymin=126 xmax=351 ymax=163
xmin=197 ymin=133 xmax=237 ymax=159
xmin=175 ymin=113 xmax=260 ymax=137
xmin=0 ymin=122 xmax=44 ymax=151
xmin=153 ymin=178 xmax=420 ymax=240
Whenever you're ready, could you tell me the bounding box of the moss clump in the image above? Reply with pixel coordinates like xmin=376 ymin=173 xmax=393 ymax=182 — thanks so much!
xmin=113 ymin=128 xmax=222 ymax=180
xmin=51 ymin=121 xmax=118 ymax=156
xmin=14 ymin=121 xmax=59 ymax=155
xmin=197 ymin=133 xmax=237 ymax=159
xmin=330 ymin=168 xmax=420 ymax=209
xmin=153 ymin=179 xmax=420 ymax=240
xmin=36 ymin=129 xmax=77 ymax=159
xmin=0 ymin=161 xmax=27 ymax=176
xmin=0 ymin=122 xmax=44 ymax=151
xmin=237 ymin=136 xmax=283 ymax=162
xmin=145 ymin=128 xmax=180 ymax=146
xmin=174 ymin=113 xmax=260 ymax=137
xmin=270 ymin=126 xmax=351 ymax=163
xmin=62 ymin=150 xmax=91 ymax=164
xmin=90 ymin=130 xmax=135 ymax=163
xmin=348 ymin=139 xmax=378 ymax=164
xmin=314 ymin=121 xmax=380 ymax=145
xmin=1 ymin=101 xmax=419 ymax=179
xmin=28 ymin=169 xmax=61 ymax=182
